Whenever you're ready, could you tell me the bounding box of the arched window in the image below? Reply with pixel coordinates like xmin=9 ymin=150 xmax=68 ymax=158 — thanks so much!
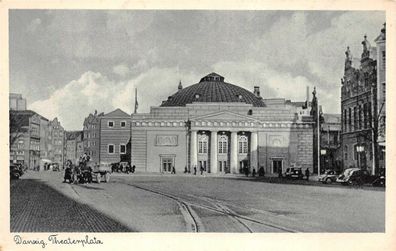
xmin=238 ymin=135 xmax=248 ymax=154
xmin=218 ymin=135 xmax=228 ymax=154
xmin=198 ymin=134 xmax=208 ymax=154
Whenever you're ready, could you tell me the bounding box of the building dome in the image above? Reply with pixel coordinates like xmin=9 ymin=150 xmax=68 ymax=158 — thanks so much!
xmin=160 ymin=73 xmax=265 ymax=107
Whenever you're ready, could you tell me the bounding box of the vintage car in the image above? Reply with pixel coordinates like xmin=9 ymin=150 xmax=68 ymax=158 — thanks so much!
xmin=318 ymin=169 xmax=338 ymax=184
xmin=284 ymin=167 xmax=304 ymax=180
xmin=91 ymin=162 xmax=112 ymax=183
xmin=10 ymin=163 xmax=24 ymax=179
xmin=336 ymin=168 xmax=371 ymax=185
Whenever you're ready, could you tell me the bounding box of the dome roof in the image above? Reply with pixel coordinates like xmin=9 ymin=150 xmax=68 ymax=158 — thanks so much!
xmin=160 ymin=73 xmax=265 ymax=107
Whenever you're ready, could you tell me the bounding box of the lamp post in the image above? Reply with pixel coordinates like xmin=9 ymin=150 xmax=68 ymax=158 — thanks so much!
xmin=356 ymin=145 xmax=364 ymax=169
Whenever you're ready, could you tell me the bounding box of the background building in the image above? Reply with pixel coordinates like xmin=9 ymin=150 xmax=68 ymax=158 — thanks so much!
xmin=65 ymin=131 xmax=84 ymax=164
xmin=99 ymin=109 xmax=131 ymax=164
xmin=131 ymin=73 xmax=314 ymax=174
xmin=341 ymin=35 xmax=378 ymax=175
xmin=9 ymin=111 xmax=41 ymax=168
xmin=83 ymin=111 xmax=104 ymax=162
xmin=374 ymin=24 xmax=386 ymax=171
xmin=48 ymin=118 xmax=65 ymax=166
xmin=9 ymin=93 xmax=27 ymax=111
xmin=320 ymin=114 xmax=342 ymax=173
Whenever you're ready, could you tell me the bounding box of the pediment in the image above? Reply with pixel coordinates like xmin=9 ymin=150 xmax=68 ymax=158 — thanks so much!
xmin=190 ymin=111 xmax=259 ymax=122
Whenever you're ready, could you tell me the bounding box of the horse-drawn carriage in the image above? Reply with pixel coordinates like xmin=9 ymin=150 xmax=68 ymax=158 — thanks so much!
xmin=64 ymin=159 xmax=111 ymax=184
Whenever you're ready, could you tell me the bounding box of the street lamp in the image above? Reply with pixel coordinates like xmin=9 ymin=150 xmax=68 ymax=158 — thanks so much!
xmin=356 ymin=145 xmax=365 ymax=169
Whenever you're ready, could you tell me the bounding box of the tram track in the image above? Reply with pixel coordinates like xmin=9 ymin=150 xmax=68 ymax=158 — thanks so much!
xmin=121 ymin=182 xmax=298 ymax=232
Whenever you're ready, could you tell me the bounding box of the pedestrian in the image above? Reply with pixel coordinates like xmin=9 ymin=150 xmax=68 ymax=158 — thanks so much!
xmin=184 ymin=166 xmax=188 ymax=173
xmin=200 ymin=166 xmax=203 ymax=175
xmin=132 ymin=165 xmax=136 ymax=173
xmin=244 ymin=166 xmax=249 ymax=177
xmin=172 ymin=166 xmax=176 ymax=174
xmin=194 ymin=165 xmax=197 ymax=175
xmin=252 ymin=168 xmax=256 ymax=177
xmin=305 ymin=168 xmax=310 ymax=181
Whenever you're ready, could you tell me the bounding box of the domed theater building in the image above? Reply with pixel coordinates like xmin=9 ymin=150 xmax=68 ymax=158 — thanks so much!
xmin=131 ymin=73 xmax=314 ymax=175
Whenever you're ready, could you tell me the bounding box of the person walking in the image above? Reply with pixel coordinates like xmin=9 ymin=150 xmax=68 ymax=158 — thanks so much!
xmin=305 ymin=168 xmax=310 ymax=181
xmin=200 ymin=165 xmax=204 ymax=175
xmin=193 ymin=166 xmax=197 ymax=175
xmin=171 ymin=166 xmax=176 ymax=174
xmin=252 ymin=168 xmax=256 ymax=177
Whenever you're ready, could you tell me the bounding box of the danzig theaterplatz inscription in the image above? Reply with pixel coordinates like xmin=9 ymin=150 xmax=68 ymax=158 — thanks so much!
xmin=14 ymin=234 xmax=103 ymax=248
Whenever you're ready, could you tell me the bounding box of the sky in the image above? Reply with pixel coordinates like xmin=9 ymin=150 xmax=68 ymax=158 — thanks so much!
xmin=9 ymin=10 xmax=385 ymax=130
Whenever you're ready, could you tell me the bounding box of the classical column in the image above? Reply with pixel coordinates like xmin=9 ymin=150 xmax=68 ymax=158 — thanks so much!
xmin=230 ymin=131 xmax=238 ymax=174
xmin=210 ymin=131 xmax=218 ymax=174
xmin=250 ymin=131 xmax=258 ymax=171
xmin=190 ymin=130 xmax=198 ymax=169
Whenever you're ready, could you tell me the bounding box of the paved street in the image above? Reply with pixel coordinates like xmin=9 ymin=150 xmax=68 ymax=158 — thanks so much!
xmin=11 ymin=171 xmax=384 ymax=232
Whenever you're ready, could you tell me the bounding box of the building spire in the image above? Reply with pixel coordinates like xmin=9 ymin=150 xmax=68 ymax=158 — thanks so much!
xmin=345 ymin=46 xmax=352 ymax=69
xmin=178 ymin=80 xmax=183 ymax=91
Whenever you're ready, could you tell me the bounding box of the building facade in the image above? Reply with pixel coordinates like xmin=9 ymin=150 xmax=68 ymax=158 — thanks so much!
xmin=65 ymin=131 xmax=84 ymax=164
xmin=374 ymin=24 xmax=386 ymax=171
xmin=99 ymin=109 xmax=131 ymax=164
xmin=320 ymin=114 xmax=342 ymax=173
xmin=48 ymin=118 xmax=65 ymax=166
xmin=9 ymin=93 xmax=27 ymax=111
xmin=83 ymin=111 xmax=104 ymax=162
xmin=9 ymin=111 xmax=41 ymax=168
xmin=131 ymin=73 xmax=314 ymax=174
xmin=341 ymin=36 xmax=378 ymax=175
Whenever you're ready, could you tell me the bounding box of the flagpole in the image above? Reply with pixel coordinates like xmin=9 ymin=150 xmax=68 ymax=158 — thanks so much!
xmin=134 ymin=88 xmax=138 ymax=114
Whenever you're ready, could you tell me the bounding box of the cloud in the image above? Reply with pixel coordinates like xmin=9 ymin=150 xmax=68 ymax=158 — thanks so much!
xmin=30 ymin=68 xmax=201 ymax=130
xmin=113 ymin=64 xmax=131 ymax=77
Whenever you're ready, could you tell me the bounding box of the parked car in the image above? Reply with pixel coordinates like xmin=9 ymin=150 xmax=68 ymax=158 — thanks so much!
xmin=336 ymin=168 xmax=371 ymax=185
xmin=284 ymin=167 xmax=304 ymax=180
xmin=10 ymin=163 xmax=24 ymax=179
xmin=318 ymin=169 xmax=338 ymax=184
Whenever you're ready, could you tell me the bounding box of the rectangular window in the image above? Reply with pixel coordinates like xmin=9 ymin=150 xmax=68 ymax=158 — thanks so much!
xmin=382 ymin=50 xmax=386 ymax=70
xmin=108 ymin=144 xmax=114 ymax=154
xmin=353 ymin=107 xmax=357 ymax=131
xmin=120 ymin=144 xmax=126 ymax=154
xmin=108 ymin=121 xmax=114 ymax=128
xmin=121 ymin=121 xmax=126 ymax=128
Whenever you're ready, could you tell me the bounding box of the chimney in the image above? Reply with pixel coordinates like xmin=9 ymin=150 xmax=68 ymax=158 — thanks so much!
xmin=253 ymin=86 xmax=260 ymax=97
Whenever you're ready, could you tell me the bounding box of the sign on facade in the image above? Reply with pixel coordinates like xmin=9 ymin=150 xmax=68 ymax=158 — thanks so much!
xmin=156 ymin=135 xmax=178 ymax=146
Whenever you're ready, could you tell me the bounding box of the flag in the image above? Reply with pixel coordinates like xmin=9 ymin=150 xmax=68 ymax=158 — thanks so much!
xmin=134 ymin=88 xmax=138 ymax=114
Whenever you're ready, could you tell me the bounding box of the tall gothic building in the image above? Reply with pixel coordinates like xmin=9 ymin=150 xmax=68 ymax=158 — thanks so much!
xmin=340 ymin=25 xmax=385 ymax=175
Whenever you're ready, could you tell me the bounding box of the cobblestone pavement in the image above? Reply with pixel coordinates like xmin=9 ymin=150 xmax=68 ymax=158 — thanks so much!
xmin=10 ymin=175 xmax=131 ymax=232
xmin=10 ymin=171 xmax=385 ymax=232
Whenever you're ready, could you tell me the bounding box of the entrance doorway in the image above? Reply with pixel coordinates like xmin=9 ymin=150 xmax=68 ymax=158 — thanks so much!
xmin=161 ymin=156 xmax=174 ymax=173
xmin=272 ymin=159 xmax=283 ymax=174
xmin=218 ymin=161 xmax=229 ymax=173
xmin=239 ymin=160 xmax=249 ymax=173
xmin=199 ymin=160 xmax=209 ymax=173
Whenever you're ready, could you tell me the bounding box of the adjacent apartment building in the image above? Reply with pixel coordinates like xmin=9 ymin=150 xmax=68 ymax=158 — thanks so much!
xmin=99 ymin=109 xmax=131 ymax=164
